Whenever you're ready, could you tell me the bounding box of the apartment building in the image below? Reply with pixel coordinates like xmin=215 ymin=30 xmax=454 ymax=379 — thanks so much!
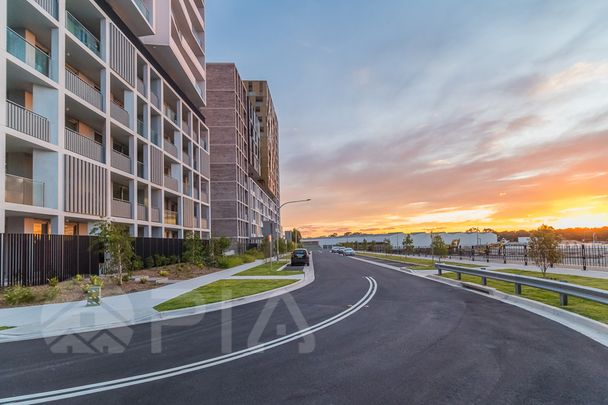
xmin=244 ymin=80 xmax=280 ymax=202
xmin=0 ymin=0 xmax=210 ymax=238
xmin=204 ymin=63 xmax=279 ymax=248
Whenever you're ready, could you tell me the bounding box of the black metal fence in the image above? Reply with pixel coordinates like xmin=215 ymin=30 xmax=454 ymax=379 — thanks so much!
xmin=377 ymin=244 xmax=608 ymax=270
xmin=0 ymin=234 xmax=199 ymax=287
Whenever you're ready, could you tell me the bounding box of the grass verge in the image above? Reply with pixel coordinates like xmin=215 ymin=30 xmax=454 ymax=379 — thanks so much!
xmin=154 ymin=279 xmax=297 ymax=311
xmin=440 ymin=269 xmax=608 ymax=324
xmin=0 ymin=326 xmax=13 ymax=331
xmin=234 ymin=261 xmax=303 ymax=276
xmin=358 ymin=252 xmax=482 ymax=270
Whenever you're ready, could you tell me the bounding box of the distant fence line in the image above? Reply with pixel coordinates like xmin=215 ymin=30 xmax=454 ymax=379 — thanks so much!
xmin=365 ymin=244 xmax=608 ymax=270
xmin=0 ymin=234 xmax=204 ymax=287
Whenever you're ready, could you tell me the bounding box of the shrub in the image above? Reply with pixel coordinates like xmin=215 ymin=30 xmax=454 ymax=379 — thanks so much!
xmin=216 ymin=255 xmax=246 ymax=269
xmin=144 ymin=256 xmax=155 ymax=269
xmin=159 ymin=270 xmax=169 ymax=277
xmin=81 ymin=283 xmax=91 ymax=294
xmin=154 ymin=254 xmax=168 ymax=267
xmin=48 ymin=277 xmax=59 ymax=287
xmin=139 ymin=276 xmax=148 ymax=284
xmin=183 ymin=232 xmax=205 ymax=266
xmin=132 ymin=256 xmax=144 ymax=271
xmin=5 ymin=285 xmax=36 ymax=306
xmin=45 ymin=286 xmax=59 ymax=301
xmin=122 ymin=274 xmax=130 ymax=283
xmin=74 ymin=274 xmax=84 ymax=282
xmin=169 ymin=255 xmax=178 ymax=265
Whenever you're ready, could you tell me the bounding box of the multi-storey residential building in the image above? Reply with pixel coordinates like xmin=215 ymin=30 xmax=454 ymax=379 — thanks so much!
xmin=0 ymin=0 xmax=210 ymax=238
xmin=245 ymin=80 xmax=280 ymax=203
xmin=205 ymin=63 xmax=279 ymax=249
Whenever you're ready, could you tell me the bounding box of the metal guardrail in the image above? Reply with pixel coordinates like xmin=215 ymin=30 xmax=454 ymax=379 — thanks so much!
xmin=436 ymin=263 xmax=608 ymax=306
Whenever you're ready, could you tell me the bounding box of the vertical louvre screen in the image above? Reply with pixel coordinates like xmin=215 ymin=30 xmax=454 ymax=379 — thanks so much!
xmin=64 ymin=155 xmax=107 ymax=216
xmin=109 ymin=23 xmax=135 ymax=86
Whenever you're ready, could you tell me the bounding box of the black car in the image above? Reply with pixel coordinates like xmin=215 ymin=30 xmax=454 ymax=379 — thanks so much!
xmin=291 ymin=249 xmax=310 ymax=266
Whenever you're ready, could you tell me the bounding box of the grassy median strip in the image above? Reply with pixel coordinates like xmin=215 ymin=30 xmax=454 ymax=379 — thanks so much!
xmin=440 ymin=269 xmax=608 ymax=323
xmin=358 ymin=252 xmax=482 ymax=270
xmin=154 ymin=279 xmax=297 ymax=311
xmin=234 ymin=261 xmax=303 ymax=276
xmin=0 ymin=326 xmax=13 ymax=331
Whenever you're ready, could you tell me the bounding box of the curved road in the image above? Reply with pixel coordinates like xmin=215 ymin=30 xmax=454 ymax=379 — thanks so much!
xmin=2 ymin=251 xmax=608 ymax=404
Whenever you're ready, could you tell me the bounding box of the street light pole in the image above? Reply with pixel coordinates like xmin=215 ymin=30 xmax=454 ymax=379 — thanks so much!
xmin=276 ymin=198 xmax=311 ymax=261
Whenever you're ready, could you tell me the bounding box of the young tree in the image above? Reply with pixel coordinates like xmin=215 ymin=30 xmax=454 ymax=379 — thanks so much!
xmin=529 ymin=224 xmax=562 ymax=277
xmin=91 ymin=219 xmax=134 ymax=285
xmin=212 ymin=236 xmax=231 ymax=259
xmin=431 ymin=235 xmax=448 ymax=262
xmin=403 ymin=234 xmax=414 ymax=255
xmin=362 ymin=239 xmax=368 ymax=251
xmin=183 ymin=232 xmax=204 ymax=266
xmin=383 ymin=238 xmax=392 ymax=254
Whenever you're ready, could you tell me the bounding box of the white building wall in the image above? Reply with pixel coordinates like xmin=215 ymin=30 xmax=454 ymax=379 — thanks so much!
xmin=304 ymin=232 xmax=498 ymax=248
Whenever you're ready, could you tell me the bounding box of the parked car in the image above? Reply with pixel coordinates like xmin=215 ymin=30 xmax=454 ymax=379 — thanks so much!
xmin=342 ymin=248 xmax=355 ymax=256
xmin=291 ymin=248 xmax=310 ymax=266
xmin=332 ymin=246 xmax=346 ymax=254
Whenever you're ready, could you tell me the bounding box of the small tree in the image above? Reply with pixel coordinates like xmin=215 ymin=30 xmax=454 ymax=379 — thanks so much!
xmin=431 ymin=235 xmax=448 ymax=262
xmin=362 ymin=238 xmax=368 ymax=251
xmin=212 ymin=236 xmax=231 ymax=259
xmin=183 ymin=232 xmax=205 ymax=267
xmin=383 ymin=239 xmax=392 ymax=254
xmin=91 ymin=220 xmax=134 ymax=285
xmin=403 ymin=234 xmax=414 ymax=255
xmin=529 ymin=224 xmax=562 ymax=277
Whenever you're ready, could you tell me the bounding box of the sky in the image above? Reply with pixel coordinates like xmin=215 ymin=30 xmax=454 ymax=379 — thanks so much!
xmin=206 ymin=0 xmax=608 ymax=237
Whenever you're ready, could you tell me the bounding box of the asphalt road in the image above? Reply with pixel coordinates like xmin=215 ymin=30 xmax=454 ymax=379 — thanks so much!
xmin=2 ymin=251 xmax=608 ymax=404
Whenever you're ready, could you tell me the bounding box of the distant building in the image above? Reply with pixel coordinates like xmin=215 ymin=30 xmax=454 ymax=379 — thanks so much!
xmin=303 ymin=232 xmax=498 ymax=249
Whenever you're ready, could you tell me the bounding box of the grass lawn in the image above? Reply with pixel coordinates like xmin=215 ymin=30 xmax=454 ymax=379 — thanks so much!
xmin=154 ymin=279 xmax=297 ymax=311
xmin=0 ymin=326 xmax=13 ymax=331
xmin=358 ymin=252 xmax=481 ymax=270
xmin=234 ymin=261 xmax=303 ymax=276
xmin=440 ymin=269 xmax=608 ymax=324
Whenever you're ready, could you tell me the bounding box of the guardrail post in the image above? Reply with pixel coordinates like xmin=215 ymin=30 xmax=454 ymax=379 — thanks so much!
xmin=437 ymin=267 xmax=442 ymax=275
xmin=515 ymin=283 xmax=522 ymax=295
xmin=456 ymin=272 xmax=461 ymax=280
xmin=560 ymin=293 xmax=568 ymax=306
xmin=481 ymin=276 xmax=487 ymax=286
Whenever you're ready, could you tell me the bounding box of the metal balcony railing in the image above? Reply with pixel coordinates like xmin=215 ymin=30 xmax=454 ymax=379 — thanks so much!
xmin=137 ymin=77 xmax=145 ymax=95
xmin=66 ymin=11 xmax=101 ymax=56
xmin=164 ymin=209 xmax=178 ymax=225
xmin=111 ymin=149 xmax=131 ymax=173
xmin=164 ymin=104 xmax=178 ymax=124
xmin=65 ymin=128 xmax=104 ymax=162
xmin=164 ymin=176 xmax=179 ymax=192
xmin=65 ymin=69 xmax=103 ymax=110
xmin=6 ymin=28 xmax=50 ymax=77
xmin=137 ymin=204 xmax=147 ymax=221
xmin=137 ymin=161 xmax=145 ymax=178
xmin=34 ymin=0 xmax=58 ymax=18
xmin=137 ymin=119 xmax=145 ymax=136
xmin=6 ymin=101 xmax=50 ymax=142
xmin=151 ymin=207 xmax=161 ymax=223
xmin=110 ymin=100 xmax=129 ymax=127
xmin=112 ymin=198 xmax=132 ymax=219
xmin=150 ymin=92 xmax=160 ymax=108
xmin=5 ymin=174 xmax=45 ymax=207
xmin=164 ymin=140 xmax=178 ymax=158
xmin=151 ymin=129 xmax=160 ymax=146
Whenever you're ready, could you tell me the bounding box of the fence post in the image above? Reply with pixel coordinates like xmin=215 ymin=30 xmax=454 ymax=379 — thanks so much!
xmin=582 ymin=244 xmax=587 ymax=271
xmin=486 ymin=245 xmax=490 ymax=263
xmin=524 ymin=245 xmax=528 ymax=266
xmin=471 ymin=246 xmax=475 ymax=262
xmin=503 ymin=246 xmax=507 ymax=264
xmin=459 ymin=246 xmax=462 ymax=260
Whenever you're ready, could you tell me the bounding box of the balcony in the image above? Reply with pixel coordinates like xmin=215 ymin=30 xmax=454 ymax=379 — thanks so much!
xmin=164 ymin=104 xmax=178 ymax=125
xmin=151 ymin=206 xmax=161 ymax=222
xmin=182 ymin=120 xmax=190 ymax=135
xmin=6 ymin=28 xmax=50 ymax=77
xmin=6 ymin=101 xmax=50 ymax=142
xmin=133 ymin=0 xmax=152 ymax=23
xmin=111 ymin=100 xmax=129 ymax=127
xmin=137 ymin=161 xmax=145 ymax=178
xmin=111 ymin=149 xmax=131 ymax=173
xmin=150 ymin=92 xmax=160 ymax=109
xmin=183 ymin=152 xmax=190 ymax=166
xmin=137 ymin=204 xmax=147 ymax=221
xmin=66 ymin=70 xmax=103 ymax=110
xmin=137 ymin=77 xmax=145 ymax=95
xmin=5 ymin=174 xmax=45 ymax=207
xmin=164 ymin=176 xmax=179 ymax=192
xmin=164 ymin=141 xmax=178 ymax=158
xmin=164 ymin=210 xmax=177 ymax=225
xmin=151 ymin=129 xmax=160 ymax=145
xmin=65 ymin=128 xmax=104 ymax=162
xmin=34 ymin=0 xmax=58 ymax=19
xmin=112 ymin=198 xmax=132 ymax=219
xmin=66 ymin=11 xmax=101 ymax=56
xmin=137 ymin=119 xmax=145 ymax=137
xmin=200 ymin=218 xmax=209 ymax=230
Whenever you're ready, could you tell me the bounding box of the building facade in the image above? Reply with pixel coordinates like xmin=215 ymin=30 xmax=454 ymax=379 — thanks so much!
xmin=244 ymin=80 xmax=280 ymax=203
xmin=0 ymin=0 xmax=211 ymax=238
xmin=204 ymin=63 xmax=279 ymax=248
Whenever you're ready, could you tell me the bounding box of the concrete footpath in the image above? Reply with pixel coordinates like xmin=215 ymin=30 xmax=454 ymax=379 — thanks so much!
xmin=0 ymin=256 xmax=314 ymax=343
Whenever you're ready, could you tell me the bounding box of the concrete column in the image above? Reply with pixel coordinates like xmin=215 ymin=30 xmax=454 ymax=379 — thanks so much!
xmin=0 ymin=3 xmax=6 ymax=233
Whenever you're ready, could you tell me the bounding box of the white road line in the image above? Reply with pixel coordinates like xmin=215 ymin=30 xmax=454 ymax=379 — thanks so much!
xmin=1 ymin=277 xmax=378 ymax=404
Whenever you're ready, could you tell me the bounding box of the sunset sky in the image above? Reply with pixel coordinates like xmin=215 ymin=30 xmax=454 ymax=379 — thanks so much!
xmin=207 ymin=0 xmax=608 ymax=237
